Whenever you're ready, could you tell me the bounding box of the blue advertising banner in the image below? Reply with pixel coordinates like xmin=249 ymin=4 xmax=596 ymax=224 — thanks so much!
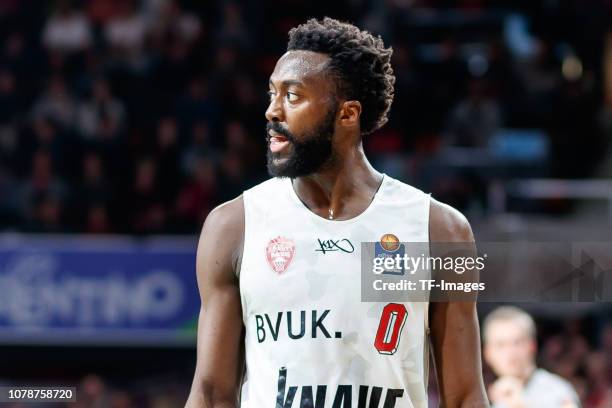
xmin=0 ymin=235 xmax=199 ymax=346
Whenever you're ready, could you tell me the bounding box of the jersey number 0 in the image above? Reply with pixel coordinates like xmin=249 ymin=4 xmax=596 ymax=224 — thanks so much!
xmin=374 ymin=303 xmax=408 ymax=355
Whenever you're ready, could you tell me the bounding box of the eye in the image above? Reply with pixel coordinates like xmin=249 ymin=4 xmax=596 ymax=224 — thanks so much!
xmin=267 ymin=90 xmax=276 ymax=100
xmin=286 ymin=92 xmax=298 ymax=102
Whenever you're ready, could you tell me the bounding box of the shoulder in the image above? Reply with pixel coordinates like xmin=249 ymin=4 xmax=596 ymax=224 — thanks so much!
xmin=201 ymin=195 xmax=244 ymax=236
xmin=381 ymin=177 xmax=472 ymax=242
xmin=527 ymin=369 xmax=580 ymax=403
xmin=196 ymin=195 xmax=244 ymax=276
xmin=244 ymin=177 xmax=284 ymax=196
xmin=429 ymin=197 xmax=474 ymax=243
xmin=380 ymin=175 xmax=428 ymax=204
xmin=198 ymin=177 xmax=285 ymax=268
xmin=241 ymin=177 xmax=286 ymax=212
xmin=531 ymin=369 xmax=575 ymax=390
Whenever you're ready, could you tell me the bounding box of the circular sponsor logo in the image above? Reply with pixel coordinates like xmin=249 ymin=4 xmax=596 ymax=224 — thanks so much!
xmin=380 ymin=233 xmax=400 ymax=252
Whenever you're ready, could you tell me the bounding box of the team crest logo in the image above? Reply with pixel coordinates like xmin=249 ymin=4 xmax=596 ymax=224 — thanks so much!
xmin=265 ymin=236 xmax=295 ymax=274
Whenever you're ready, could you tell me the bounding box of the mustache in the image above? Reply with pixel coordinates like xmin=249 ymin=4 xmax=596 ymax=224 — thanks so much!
xmin=266 ymin=122 xmax=295 ymax=143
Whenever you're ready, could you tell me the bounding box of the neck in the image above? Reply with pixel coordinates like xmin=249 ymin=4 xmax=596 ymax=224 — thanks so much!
xmin=291 ymin=144 xmax=383 ymax=220
xmin=518 ymin=364 xmax=537 ymax=384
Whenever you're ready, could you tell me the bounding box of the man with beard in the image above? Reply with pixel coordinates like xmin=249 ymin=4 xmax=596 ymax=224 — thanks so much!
xmin=186 ymin=17 xmax=488 ymax=408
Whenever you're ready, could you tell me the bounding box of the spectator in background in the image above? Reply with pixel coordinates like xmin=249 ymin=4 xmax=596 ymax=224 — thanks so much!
xmin=516 ymin=39 xmax=561 ymax=119
xmin=0 ymin=69 xmax=18 ymax=126
xmin=444 ymin=78 xmax=502 ymax=148
xmin=42 ymin=0 xmax=92 ymax=54
xmin=29 ymin=193 xmax=64 ymax=232
xmin=104 ymin=0 xmax=149 ymax=71
xmin=209 ymin=45 xmax=240 ymax=101
xmin=72 ymin=374 xmax=110 ymax=408
xmin=601 ymin=322 xmax=612 ymax=357
xmin=127 ymin=157 xmax=165 ymax=234
xmin=15 ymin=150 xmax=69 ymax=231
xmin=148 ymin=2 xmax=203 ymax=111
xmin=85 ymin=204 xmax=111 ymax=234
xmin=108 ymin=390 xmax=135 ymax=408
xmin=150 ymin=0 xmax=202 ymax=46
xmin=180 ymin=120 xmax=218 ymax=176
xmin=1 ymin=32 xmax=28 ymax=78
xmin=75 ymin=152 xmax=112 ymax=219
xmin=437 ymin=77 xmax=502 ymax=212
xmin=583 ymin=351 xmax=612 ymax=407
xmin=224 ymin=74 xmax=261 ymax=126
xmin=86 ymin=0 xmax=121 ymax=25
xmin=0 ymin=69 xmax=18 ymax=168
xmin=224 ymin=120 xmax=249 ymax=156
xmin=176 ymin=77 xmax=218 ymax=134
xmin=31 ymin=75 xmax=76 ymax=130
xmin=430 ymin=37 xmax=468 ymax=117
xmin=154 ymin=117 xmax=180 ymax=199
xmin=483 ymin=306 xmax=581 ymax=408
xmin=175 ymin=157 xmax=217 ymax=230
xmin=217 ymin=150 xmax=246 ymax=202
xmin=77 ymin=77 xmax=126 ymax=143
xmin=19 ymin=118 xmax=67 ymax=172
xmin=214 ymin=2 xmax=251 ymax=49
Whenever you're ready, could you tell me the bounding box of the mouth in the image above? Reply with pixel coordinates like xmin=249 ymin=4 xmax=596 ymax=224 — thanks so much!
xmin=268 ymin=129 xmax=290 ymax=153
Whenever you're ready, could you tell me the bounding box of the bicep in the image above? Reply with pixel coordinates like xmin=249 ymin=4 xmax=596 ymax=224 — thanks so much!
xmin=189 ymin=199 xmax=245 ymax=406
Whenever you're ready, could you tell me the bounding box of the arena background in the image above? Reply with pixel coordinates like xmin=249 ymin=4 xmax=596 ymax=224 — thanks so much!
xmin=0 ymin=0 xmax=611 ymax=406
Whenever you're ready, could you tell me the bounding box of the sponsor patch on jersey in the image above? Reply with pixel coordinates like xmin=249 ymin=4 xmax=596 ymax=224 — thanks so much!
xmin=375 ymin=233 xmax=405 ymax=275
xmin=315 ymin=238 xmax=354 ymax=254
xmin=265 ymin=236 xmax=295 ymax=274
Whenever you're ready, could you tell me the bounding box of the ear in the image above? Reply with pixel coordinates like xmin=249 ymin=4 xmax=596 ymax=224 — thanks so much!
xmin=528 ymin=339 xmax=537 ymax=355
xmin=338 ymin=100 xmax=362 ymax=128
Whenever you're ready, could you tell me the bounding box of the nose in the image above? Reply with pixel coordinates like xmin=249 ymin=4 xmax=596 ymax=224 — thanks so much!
xmin=265 ymin=93 xmax=284 ymax=123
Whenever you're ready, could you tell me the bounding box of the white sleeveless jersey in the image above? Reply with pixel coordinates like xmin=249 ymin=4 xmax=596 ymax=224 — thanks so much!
xmin=239 ymin=174 xmax=431 ymax=408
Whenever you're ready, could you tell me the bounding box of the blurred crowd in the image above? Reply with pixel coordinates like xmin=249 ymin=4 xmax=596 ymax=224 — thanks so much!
xmin=0 ymin=0 xmax=267 ymax=234
xmin=535 ymin=318 xmax=612 ymax=407
xmin=0 ymin=0 xmax=610 ymax=233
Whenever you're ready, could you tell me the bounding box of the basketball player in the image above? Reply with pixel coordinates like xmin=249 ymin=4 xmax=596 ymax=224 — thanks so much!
xmin=186 ymin=17 xmax=488 ymax=408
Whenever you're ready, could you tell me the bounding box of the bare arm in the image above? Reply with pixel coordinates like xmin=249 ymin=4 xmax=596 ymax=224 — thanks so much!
xmin=429 ymin=198 xmax=489 ymax=407
xmin=185 ymin=196 xmax=245 ymax=408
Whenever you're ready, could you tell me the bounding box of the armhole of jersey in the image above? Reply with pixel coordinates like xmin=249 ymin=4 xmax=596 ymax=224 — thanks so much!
xmin=424 ymin=191 xmax=432 ymax=334
xmin=424 ymin=191 xmax=432 ymax=392
xmin=236 ymin=192 xmax=250 ymax=280
xmin=237 ymin=191 xmax=251 ymax=332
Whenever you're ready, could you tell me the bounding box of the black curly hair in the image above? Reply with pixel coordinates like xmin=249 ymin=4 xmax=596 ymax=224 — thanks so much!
xmin=287 ymin=17 xmax=395 ymax=136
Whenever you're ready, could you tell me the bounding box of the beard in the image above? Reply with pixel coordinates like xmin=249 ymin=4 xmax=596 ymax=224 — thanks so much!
xmin=266 ymin=108 xmax=337 ymax=178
